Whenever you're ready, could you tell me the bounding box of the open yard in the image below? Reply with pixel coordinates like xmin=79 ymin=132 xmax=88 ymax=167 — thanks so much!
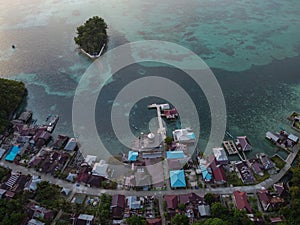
xmin=271 ymin=155 xmax=285 ymax=170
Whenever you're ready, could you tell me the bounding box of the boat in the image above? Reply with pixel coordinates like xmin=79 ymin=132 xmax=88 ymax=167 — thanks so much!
xmin=131 ymin=124 xmax=138 ymax=130
xmin=44 ymin=114 xmax=59 ymax=133
xmin=225 ymin=130 xmax=234 ymax=139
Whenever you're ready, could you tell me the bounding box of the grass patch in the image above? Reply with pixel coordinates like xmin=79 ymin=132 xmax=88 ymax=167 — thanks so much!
xmin=0 ymin=166 xmax=10 ymax=183
xmin=294 ymin=121 xmax=300 ymax=129
xmin=254 ymin=172 xmax=270 ymax=183
xmin=225 ymin=170 xmax=243 ymax=186
xmin=271 ymin=155 xmax=285 ymax=170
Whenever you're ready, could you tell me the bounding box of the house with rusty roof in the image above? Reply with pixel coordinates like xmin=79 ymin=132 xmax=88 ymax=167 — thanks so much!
xmin=164 ymin=195 xmax=178 ymax=210
xmin=209 ymin=155 xmax=227 ymax=185
xmin=249 ymin=158 xmax=264 ymax=176
xmin=111 ymin=194 xmax=125 ymax=219
xmin=257 ymin=189 xmax=271 ymax=211
xmin=26 ymin=203 xmax=55 ymax=221
xmin=257 ymin=187 xmax=285 ymax=211
xmin=233 ymin=190 xmax=252 ymax=213
xmin=273 ymin=182 xmax=287 ymax=197
xmin=1 ymin=171 xmax=30 ymax=194
xmin=236 ymin=136 xmax=252 ymax=151
xmin=18 ymin=111 xmax=32 ymax=124
xmin=164 ymin=194 xmax=178 ymax=220
xmin=235 ymin=161 xmax=255 ymax=184
xmin=146 ymin=218 xmax=162 ymax=225
xmin=74 ymin=214 xmax=94 ymax=225
xmin=52 ymin=134 xmax=69 ymax=150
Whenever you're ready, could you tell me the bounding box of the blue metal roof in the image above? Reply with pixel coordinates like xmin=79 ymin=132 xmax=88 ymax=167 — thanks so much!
xmin=170 ymin=170 xmax=186 ymax=188
xmin=5 ymin=145 xmax=21 ymax=161
xmin=202 ymin=170 xmax=212 ymax=181
xmin=128 ymin=151 xmax=138 ymax=161
xmin=166 ymin=151 xmax=184 ymax=159
xmin=64 ymin=138 xmax=77 ymax=151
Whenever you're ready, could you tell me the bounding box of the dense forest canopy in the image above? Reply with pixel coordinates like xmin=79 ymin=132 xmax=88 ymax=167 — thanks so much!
xmin=74 ymin=16 xmax=108 ymax=56
xmin=0 ymin=78 xmax=26 ymax=133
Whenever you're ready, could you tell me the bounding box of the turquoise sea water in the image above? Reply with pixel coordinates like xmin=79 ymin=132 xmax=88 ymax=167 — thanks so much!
xmin=0 ymin=0 xmax=299 ymax=157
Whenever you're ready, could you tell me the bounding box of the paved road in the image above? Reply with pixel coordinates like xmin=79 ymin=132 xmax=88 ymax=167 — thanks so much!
xmin=1 ymin=145 xmax=298 ymax=225
xmin=0 ymin=145 xmax=298 ymax=197
xmin=158 ymin=195 xmax=166 ymax=225
xmin=0 ymin=152 xmax=296 ymax=197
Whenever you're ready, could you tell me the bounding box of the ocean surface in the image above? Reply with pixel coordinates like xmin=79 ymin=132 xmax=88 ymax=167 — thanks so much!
xmin=0 ymin=0 xmax=299 ymax=157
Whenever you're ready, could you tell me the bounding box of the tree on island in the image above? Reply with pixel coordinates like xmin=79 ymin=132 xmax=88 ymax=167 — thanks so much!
xmin=74 ymin=16 xmax=108 ymax=56
xmin=0 ymin=78 xmax=26 ymax=133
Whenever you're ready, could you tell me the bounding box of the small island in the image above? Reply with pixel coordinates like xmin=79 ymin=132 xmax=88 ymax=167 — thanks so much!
xmin=74 ymin=16 xmax=108 ymax=58
xmin=0 ymin=78 xmax=26 ymax=133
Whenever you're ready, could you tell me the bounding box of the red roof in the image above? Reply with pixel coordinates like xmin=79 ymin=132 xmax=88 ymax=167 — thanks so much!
xmin=233 ymin=190 xmax=252 ymax=212
xmin=147 ymin=218 xmax=162 ymax=225
xmin=210 ymin=156 xmax=227 ymax=183
xmin=257 ymin=189 xmax=270 ymax=203
xmin=164 ymin=108 xmax=178 ymax=118
xmin=273 ymin=183 xmax=285 ymax=196
xmin=112 ymin=194 xmax=125 ymax=209
xmin=76 ymin=172 xmax=90 ymax=183
xmin=164 ymin=195 xmax=178 ymax=209
xmin=179 ymin=194 xmax=190 ymax=205
xmin=237 ymin=136 xmax=252 ymax=151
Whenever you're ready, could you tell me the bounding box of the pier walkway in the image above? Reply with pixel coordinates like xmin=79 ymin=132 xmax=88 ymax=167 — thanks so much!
xmin=148 ymin=104 xmax=167 ymax=140
xmin=80 ymin=43 xmax=105 ymax=59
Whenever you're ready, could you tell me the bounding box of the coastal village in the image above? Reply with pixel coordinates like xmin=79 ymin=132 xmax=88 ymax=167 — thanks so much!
xmin=0 ymin=105 xmax=299 ymax=225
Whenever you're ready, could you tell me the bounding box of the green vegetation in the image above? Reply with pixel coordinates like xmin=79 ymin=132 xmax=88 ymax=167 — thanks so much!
xmin=231 ymin=208 xmax=254 ymax=225
xmin=279 ymin=163 xmax=300 ymax=225
xmin=225 ymin=170 xmax=243 ymax=186
xmin=178 ymin=203 xmax=186 ymax=210
xmin=254 ymin=172 xmax=270 ymax=183
xmin=0 ymin=198 xmax=27 ymax=225
xmin=35 ymin=181 xmax=68 ymax=209
xmin=56 ymin=220 xmax=69 ymax=225
xmin=164 ymin=136 xmax=173 ymax=145
xmin=0 ymin=78 xmax=26 ymax=133
xmin=294 ymin=121 xmax=300 ymax=129
xmin=126 ymin=215 xmax=147 ymax=225
xmin=0 ymin=166 xmax=10 ymax=183
xmin=171 ymin=214 xmax=189 ymax=225
xmin=97 ymin=194 xmax=111 ymax=225
xmin=85 ymin=194 xmax=111 ymax=225
xmin=0 ymin=191 xmax=30 ymax=225
xmin=74 ymin=16 xmax=108 ymax=56
xmin=193 ymin=199 xmax=253 ymax=225
xmin=204 ymin=193 xmax=216 ymax=205
xmin=290 ymin=112 xmax=300 ymax=120
xmin=271 ymin=155 xmax=285 ymax=170
xmin=204 ymin=218 xmax=227 ymax=225
xmin=210 ymin=202 xmax=229 ymax=220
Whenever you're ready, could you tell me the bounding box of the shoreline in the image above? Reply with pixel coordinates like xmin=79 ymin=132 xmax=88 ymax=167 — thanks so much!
xmin=79 ymin=43 xmax=106 ymax=59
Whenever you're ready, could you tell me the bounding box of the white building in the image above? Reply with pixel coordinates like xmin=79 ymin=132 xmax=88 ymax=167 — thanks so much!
xmin=212 ymin=147 xmax=228 ymax=164
xmin=92 ymin=160 xmax=109 ymax=178
xmin=173 ymin=128 xmax=196 ymax=143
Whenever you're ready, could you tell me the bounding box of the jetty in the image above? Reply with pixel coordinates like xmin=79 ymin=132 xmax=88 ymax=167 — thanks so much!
xmin=80 ymin=43 xmax=105 ymax=59
xmin=44 ymin=114 xmax=59 ymax=133
xmin=148 ymin=104 xmax=167 ymax=140
xmin=223 ymin=140 xmax=238 ymax=155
